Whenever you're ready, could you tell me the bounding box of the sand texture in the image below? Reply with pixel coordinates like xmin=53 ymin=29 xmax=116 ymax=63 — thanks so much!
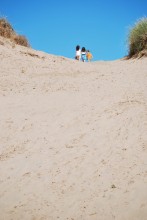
xmin=0 ymin=36 xmax=147 ymax=220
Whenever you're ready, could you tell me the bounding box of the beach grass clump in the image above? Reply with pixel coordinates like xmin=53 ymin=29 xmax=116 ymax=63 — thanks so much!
xmin=128 ymin=17 xmax=147 ymax=57
xmin=13 ymin=35 xmax=30 ymax=47
xmin=0 ymin=17 xmax=30 ymax=47
xmin=0 ymin=18 xmax=15 ymax=38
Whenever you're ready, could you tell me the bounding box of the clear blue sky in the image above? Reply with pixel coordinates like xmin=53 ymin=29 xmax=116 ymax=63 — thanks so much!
xmin=0 ymin=0 xmax=146 ymax=60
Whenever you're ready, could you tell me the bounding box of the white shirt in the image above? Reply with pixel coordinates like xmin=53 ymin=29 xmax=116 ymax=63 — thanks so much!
xmin=76 ymin=49 xmax=81 ymax=57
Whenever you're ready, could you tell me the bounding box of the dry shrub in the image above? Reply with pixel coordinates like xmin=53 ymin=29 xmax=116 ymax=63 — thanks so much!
xmin=13 ymin=35 xmax=30 ymax=47
xmin=0 ymin=17 xmax=30 ymax=48
xmin=0 ymin=18 xmax=14 ymax=38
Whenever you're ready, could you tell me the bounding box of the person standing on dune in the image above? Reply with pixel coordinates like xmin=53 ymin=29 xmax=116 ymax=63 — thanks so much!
xmin=75 ymin=45 xmax=81 ymax=61
xmin=86 ymin=50 xmax=93 ymax=61
xmin=81 ymin=47 xmax=87 ymax=62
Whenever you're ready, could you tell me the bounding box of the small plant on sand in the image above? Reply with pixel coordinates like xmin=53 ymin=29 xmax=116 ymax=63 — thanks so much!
xmin=13 ymin=35 xmax=30 ymax=47
xmin=0 ymin=18 xmax=14 ymax=38
xmin=0 ymin=17 xmax=30 ymax=48
xmin=128 ymin=17 xmax=147 ymax=57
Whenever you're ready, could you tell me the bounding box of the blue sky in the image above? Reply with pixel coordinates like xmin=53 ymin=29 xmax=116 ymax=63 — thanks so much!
xmin=0 ymin=0 xmax=146 ymax=60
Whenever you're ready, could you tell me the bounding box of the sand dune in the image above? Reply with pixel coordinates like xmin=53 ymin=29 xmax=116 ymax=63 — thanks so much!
xmin=0 ymin=36 xmax=147 ymax=220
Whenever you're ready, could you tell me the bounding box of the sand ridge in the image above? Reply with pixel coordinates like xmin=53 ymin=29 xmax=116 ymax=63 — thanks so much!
xmin=0 ymin=36 xmax=147 ymax=220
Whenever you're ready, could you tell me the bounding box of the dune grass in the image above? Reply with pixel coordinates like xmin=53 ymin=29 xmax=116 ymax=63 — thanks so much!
xmin=13 ymin=35 xmax=30 ymax=47
xmin=0 ymin=17 xmax=30 ymax=47
xmin=128 ymin=17 xmax=147 ymax=57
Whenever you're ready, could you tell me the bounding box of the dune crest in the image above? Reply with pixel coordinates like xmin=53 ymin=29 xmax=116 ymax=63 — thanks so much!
xmin=0 ymin=36 xmax=147 ymax=220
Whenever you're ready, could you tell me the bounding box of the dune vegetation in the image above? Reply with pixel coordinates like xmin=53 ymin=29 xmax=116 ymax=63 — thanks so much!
xmin=0 ymin=17 xmax=30 ymax=47
xmin=128 ymin=17 xmax=147 ymax=58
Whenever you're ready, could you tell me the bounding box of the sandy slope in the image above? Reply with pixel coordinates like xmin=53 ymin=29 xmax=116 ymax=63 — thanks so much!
xmin=0 ymin=36 xmax=147 ymax=220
